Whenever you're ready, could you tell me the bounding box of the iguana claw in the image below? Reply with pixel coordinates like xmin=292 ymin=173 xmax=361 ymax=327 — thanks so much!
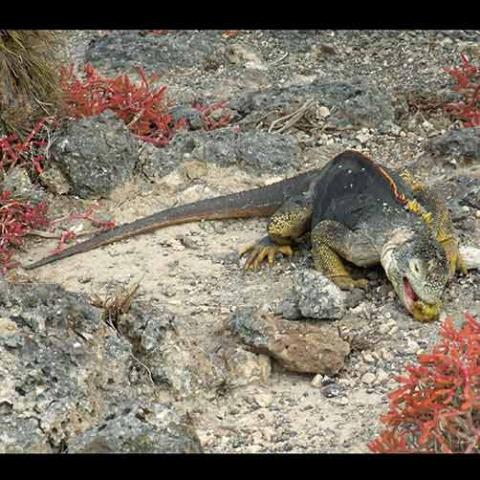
xmin=240 ymin=238 xmax=293 ymax=270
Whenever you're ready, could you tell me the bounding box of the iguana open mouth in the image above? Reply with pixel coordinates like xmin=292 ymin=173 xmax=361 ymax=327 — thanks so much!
xmin=403 ymin=277 xmax=440 ymax=321
xmin=403 ymin=277 xmax=418 ymax=313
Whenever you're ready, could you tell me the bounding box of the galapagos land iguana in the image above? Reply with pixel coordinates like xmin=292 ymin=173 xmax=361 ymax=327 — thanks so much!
xmin=25 ymin=150 xmax=466 ymax=322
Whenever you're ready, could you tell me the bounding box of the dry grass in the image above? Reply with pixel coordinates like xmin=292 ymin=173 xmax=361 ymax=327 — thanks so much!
xmin=0 ymin=30 xmax=66 ymax=135
xmin=90 ymin=282 xmax=141 ymax=329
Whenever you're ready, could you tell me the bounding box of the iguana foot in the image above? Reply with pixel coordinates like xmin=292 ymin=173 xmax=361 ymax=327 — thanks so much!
xmin=240 ymin=237 xmax=293 ymax=270
xmin=329 ymin=274 xmax=369 ymax=290
xmin=440 ymin=237 xmax=468 ymax=278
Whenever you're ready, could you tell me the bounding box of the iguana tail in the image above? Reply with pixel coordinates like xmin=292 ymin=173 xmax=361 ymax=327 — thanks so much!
xmin=24 ymin=169 xmax=320 ymax=270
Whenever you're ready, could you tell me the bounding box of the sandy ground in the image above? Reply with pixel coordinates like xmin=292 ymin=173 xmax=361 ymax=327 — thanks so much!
xmin=17 ymin=30 xmax=480 ymax=452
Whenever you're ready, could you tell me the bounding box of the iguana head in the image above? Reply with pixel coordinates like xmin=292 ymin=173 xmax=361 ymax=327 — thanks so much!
xmin=380 ymin=228 xmax=449 ymax=322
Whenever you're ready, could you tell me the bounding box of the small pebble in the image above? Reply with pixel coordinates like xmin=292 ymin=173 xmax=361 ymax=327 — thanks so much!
xmin=380 ymin=349 xmax=394 ymax=362
xmin=376 ymin=370 xmax=390 ymax=385
xmin=254 ymin=393 xmax=273 ymax=408
xmin=337 ymin=378 xmax=352 ymax=388
xmin=361 ymin=351 xmax=376 ymax=364
xmin=311 ymin=374 xmax=324 ymax=388
xmin=318 ymin=106 xmax=331 ymax=118
xmin=321 ymin=383 xmax=343 ymax=398
xmin=355 ymin=131 xmax=370 ymax=144
xmin=361 ymin=372 xmax=376 ymax=385
xmin=421 ymin=120 xmax=434 ymax=131
xmin=406 ymin=339 xmax=420 ymax=354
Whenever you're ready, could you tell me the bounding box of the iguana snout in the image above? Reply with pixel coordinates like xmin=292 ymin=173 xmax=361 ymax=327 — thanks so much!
xmin=381 ymin=229 xmax=449 ymax=322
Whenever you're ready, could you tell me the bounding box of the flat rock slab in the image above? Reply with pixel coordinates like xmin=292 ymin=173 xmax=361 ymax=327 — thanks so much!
xmin=426 ymin=127 xmax=480 ymax=162
xmin=68 ymin=402 xmax=202 ymax=453
xmin=230 ymin=78 xmax=395 ymax=130
xmin=85 ymin=30 xmax=225 ymax=75
xmin=230 ymin=307 xmax=350 ymax=375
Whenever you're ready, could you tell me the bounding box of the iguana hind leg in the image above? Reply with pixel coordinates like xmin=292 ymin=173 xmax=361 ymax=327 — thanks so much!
xmin=311 ymin=220 xmax=378 ymax=290
xmin=399 ymin=168 xmax=466 ymax=277
xmin=242 ymin=193 xmax=312 ymax=270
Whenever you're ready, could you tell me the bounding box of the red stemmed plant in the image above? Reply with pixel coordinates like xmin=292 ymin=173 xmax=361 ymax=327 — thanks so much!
xmin=444 ymin=54 xmax=480 ymax=127
xmin=369 ymin=312 xmax=480 ymax=453
xmin=0 ymin=63 xmax=232 ymax=272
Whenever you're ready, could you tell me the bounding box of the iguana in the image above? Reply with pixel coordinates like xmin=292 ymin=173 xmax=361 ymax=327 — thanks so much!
xmin=25 ymin=150 xmax=466 ymax=322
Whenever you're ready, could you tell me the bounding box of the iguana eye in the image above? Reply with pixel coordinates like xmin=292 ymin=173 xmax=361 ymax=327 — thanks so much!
xmin=410 ymin=259 xmax=421 ymax=275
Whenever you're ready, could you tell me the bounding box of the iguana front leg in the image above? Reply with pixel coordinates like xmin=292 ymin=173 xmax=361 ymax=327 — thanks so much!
xmin=311 ymin=220 xmax=378 ymax=290
xmin=399 ymin=169 xmax=466 ymax=278
xmin=242 ymin=193 xmax=312 ymax=269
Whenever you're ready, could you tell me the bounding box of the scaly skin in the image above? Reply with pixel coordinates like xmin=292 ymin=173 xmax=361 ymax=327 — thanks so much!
xmin=25 ymin=151 xmax=462 ymax=321
xmin=25 ymin=169 xmax=321 ymax=270
xmin=399 ymin=168 xmax=467 ymax=277
xmin=244 ymin=151 xmax=457 ymax=321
